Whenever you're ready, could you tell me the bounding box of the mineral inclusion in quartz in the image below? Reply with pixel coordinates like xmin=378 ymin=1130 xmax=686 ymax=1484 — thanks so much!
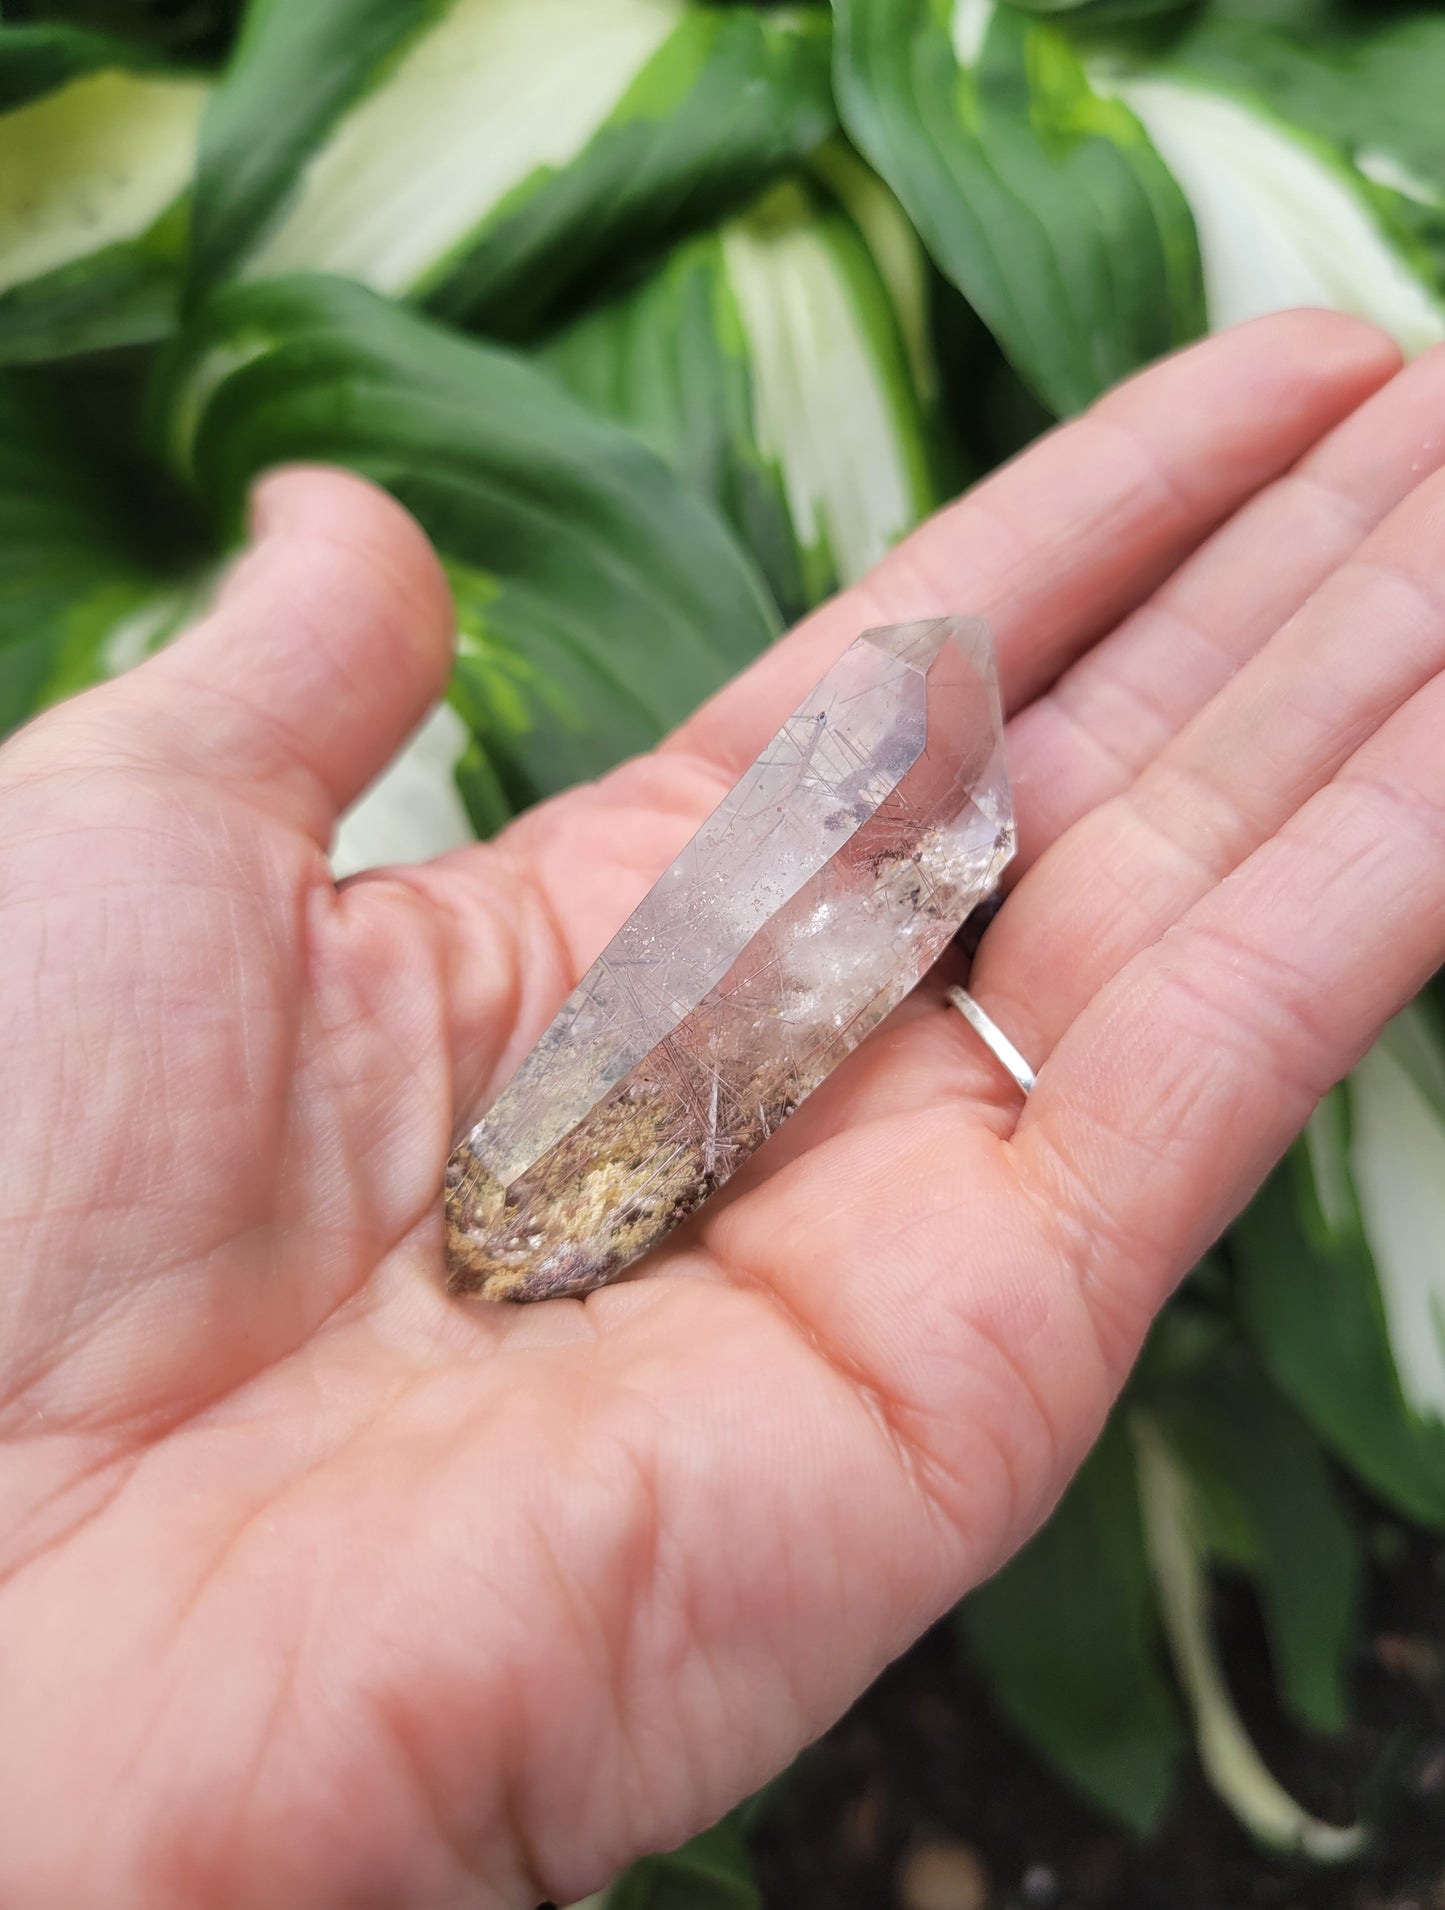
xmin=445 ymin=617 xmax=1014 ymax=1302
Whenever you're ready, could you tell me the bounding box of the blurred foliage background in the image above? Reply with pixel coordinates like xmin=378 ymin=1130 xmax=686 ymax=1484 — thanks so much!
xmin=2 ymin=0 xmax=1444 ymax=1900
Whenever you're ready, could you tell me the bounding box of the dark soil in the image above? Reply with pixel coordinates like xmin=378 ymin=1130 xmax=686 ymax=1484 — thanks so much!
xmin=753 ymin=1513 xmax=1445 ymax=1910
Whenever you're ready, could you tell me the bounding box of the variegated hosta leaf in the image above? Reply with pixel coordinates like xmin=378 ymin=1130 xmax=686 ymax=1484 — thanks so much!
xmin=0 ymin=26 xmax=210 ymax=363
xmin=156 ymin=274 xmax=780 ymax=824
xmin=0 ymin=365 xmax=204 ymax=734
xmin=964 ymin=1314 xmax=1360 ymax=1844
xmin=961 ymin=1415 xmax=1186 ymax=1834
xmin=1133 ymin=1418 xmax=1363 ymax=1862
xmin=189 ymin=0 xmax=835 ymax=337
xmin=3 ymin=2 xmax=242 ymax=62
xmin=1005 ymin=0 xmax=1189 ymax=14
xmin=1088 ymin=65 xmax=1445 ymax=354
xmin=1145 ymin=1347 xmax=1358 ymax=1739
xmin=330 ymin=700 xmax=477 ymax=878
xmin=1237 ymin=1001 xmax=1445 ymax=1529
xmin=1347 ymin=1011 xmax=1445 ymax=1428
xmin=833 ymin=0 xmax=1204 ymax=416
xmin=1156 ymin=8 xmax=1445 ymax=293
xmin=540 ymin=157 xmax=942 ymax=623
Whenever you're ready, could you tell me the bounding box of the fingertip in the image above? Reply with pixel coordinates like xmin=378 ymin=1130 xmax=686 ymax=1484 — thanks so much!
xmin=100 ymin=464 xmax=462 ymax=837
xmin=1218 ymin=308 xmax=1403 ymax=397
xmin=1103 ymin=310 xmax=1403 ymax=436
xmin=244 ymin=465 xmax=456 ymax=677
xmin=1247 ymin=305 xmax=1403 ymax=372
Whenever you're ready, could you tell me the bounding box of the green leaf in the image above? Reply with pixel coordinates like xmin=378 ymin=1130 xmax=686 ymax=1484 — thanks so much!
xmin=1236 ymin=1035 xmax=1445 ymax=1530
xmin=1196 ymin=0 xmax=1338 ymax=26
xmin=190 ymin=0 xmax=835 ymax=337
xmin=1133 ymin=1416 xmax=1364 ymax=1862
xmin=330 ymin=702 xmax=477 ymax=876
xmin=960 ymin=1414 xmax=1186 ymax=1833
xmin=0 ymin=26 xmax=210 ymax=362
xmin=155 ymin=273 xmax=780 ymax=816
xmin=0 ymin=365 xmax=203 ymax=734
xmin=1007 ymin=0 xmax=1187 ymax=16
xmin=1163 ymin=9 xmax=1445 ymax=218
xmin=185 ymin=0 xmax=436 ymax=296
xmin=592 ymin=1813 xmax=761 ymax=1909
xmin=1086 ymin=51 xmax=1445 ymax=355
xmin=0 ymin=21 xmax=147 ymax=110
xmin=541 ymin=160 xmax=945 ymax=623
xmin=4 ymin=2 xmax=242 ymax=62
xmin=1340 ymin=1012 xmax=1445 ymax=1432
xmin=1377 ymin=992 xmax=1445 ymax=1126
xmin=833 ymin=0 xmax=1204 ymax=414
xmin=1150 ymin=1350 xmax=1359 ymax=1736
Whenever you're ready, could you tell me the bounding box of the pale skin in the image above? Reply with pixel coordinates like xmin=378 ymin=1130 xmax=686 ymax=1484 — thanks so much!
xmin=4 ymin=310 xmax=1445 ymax=1908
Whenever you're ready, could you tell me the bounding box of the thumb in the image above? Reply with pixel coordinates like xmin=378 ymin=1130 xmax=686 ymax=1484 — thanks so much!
xmin=13 ymin=466 xmax=456 ymax=848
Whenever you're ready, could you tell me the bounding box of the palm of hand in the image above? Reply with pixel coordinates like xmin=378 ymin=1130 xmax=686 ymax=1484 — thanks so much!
xmin=3 ymin=315 xmax=1445 ymax=1909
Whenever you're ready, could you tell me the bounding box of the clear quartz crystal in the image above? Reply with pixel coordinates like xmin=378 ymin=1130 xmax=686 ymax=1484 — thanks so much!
xmin=445 ymin=617 xmax=1014 ymax=1301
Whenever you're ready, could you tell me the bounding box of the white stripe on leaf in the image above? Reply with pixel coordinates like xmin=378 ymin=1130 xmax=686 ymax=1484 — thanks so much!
xmin=0 ymin=70 xmax=208 ymax=294
xmin=1134 ymin=1417 xmax=1364 ymax=1863
xmin=951 ymin=0 xmax=995 ymax=70
xmin=1349 ymin=1018 xmax=1445 ymax=1426
xmin=721 ymin=184 xmax=920 ymax=586
xmin=1103 ymin=77 xmax=1445 ymax=356
xmin=1303 ymin=1091 xmax=1356 ymax=1239
xmin=332 ymin=701 xmax=475 ymax=878
xmin=811 ymin=140 xmax=937 ymax=404
xmin=1355 ymin=148 xmax=1445 ymax=210
xmin=247 ymin=0 xmax=682 ymax=296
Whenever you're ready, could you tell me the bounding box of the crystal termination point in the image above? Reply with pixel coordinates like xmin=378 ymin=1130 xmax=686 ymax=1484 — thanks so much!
xmin=445 ymin=617 xmax=1014 ymax=1302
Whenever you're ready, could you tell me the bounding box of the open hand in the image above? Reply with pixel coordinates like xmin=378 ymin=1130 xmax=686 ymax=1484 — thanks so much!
xmin=2 ymin=312 xmax=1442 ymax=1909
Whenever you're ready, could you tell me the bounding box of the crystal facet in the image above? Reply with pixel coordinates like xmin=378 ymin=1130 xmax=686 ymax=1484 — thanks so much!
xmin=445 ymin=617 xmax=1014 ymax=1301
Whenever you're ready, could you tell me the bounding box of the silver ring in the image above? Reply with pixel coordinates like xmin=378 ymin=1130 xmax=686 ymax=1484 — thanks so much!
xmin=946 ymin=987 xmax=1037 ymax=1097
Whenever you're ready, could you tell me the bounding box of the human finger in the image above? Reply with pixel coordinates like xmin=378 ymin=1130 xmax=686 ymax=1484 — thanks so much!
xmin=678 ymin=387 xmax=1445 ymax=1522
xmin=9 ymin=467 xmax=456 ymax=848
xmin=1007 ymin=339 xmax=1445 ymax=869
xmin=693 ymin=342 xmax=1445 ymax=1163
xmin=1014 ymin=656 xmax=1445 ymax=1370
xmin=974 ymin=457 xmax=1445 ymax=1100
xmin=668 ymin=311 xmax=1398 ymax=786
xmin=416 ymin=315 xmax=1397 ymax=1112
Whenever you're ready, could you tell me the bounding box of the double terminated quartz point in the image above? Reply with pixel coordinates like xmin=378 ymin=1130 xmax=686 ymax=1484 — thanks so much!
xmin=445 ymin=617 xmax=1014 ymax=1302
